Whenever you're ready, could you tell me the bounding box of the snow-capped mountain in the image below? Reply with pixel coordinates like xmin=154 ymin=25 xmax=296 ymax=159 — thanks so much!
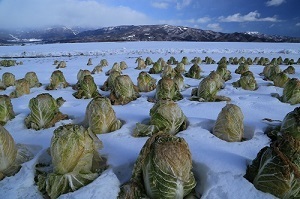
xmin=0 ymin=25 xmax=299 ymax=45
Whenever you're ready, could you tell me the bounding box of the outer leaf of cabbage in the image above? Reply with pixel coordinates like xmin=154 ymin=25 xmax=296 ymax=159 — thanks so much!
xmin=73 ymin=75 xmax=100 ymax=99
xmin=46 ymin=70 xmax=69 ymax=90
xmin=24 ymin=72 xmax=42 ymax=88
xmin=9 ymin=78 xmax=30 ymax=98
xmin=0 ymin=81 xmax=6 ymax=91
xmin=38 ymin=124 xmax=104 ymax=198
xmin=155 ymin=77 xmax=183 ymax=101
xmin=128 ymin=133 xmax=196 ymax=199
xmin=245 ymin=145 xmax=300 ymax=199
xmin=109 ymin=75 xmax=140 ymax=105
xmin=213 ymin=104 xmax=244 ymax=142
xmin=83 ymin=97 xmax=122 ymax=134
xmin=25 ymin=93 xmax=68 ymax=130
xmin=150 ymin=100 xmax=187 ymax=135
xmin=0 ymin=125 xmax=18 ymax=178
xmin=0 ymin=95 xmax=15 ymax=125
xmin=137 ymin=71 xmax=157 ymax=92
xmin=280 ymin=107 xmax=300 ymax=139
xmin=2 ymin=72 xmax=15 ymax=87
xmin=133 ymin=123 xmax=160 ymax=137
xmin=282 ymin=78 xmax=300 ymax=105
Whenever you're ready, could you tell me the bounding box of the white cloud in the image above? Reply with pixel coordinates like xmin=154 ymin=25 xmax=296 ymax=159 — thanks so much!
xmin=151 ymin=2 xmax=169 ymax=9
xmin=219 ymin=11 xmax=279 ymax=22
xmin=266 ymin=0 xmax=286 ymax=7
xmin=197 ymin=17 xmax=211 ymax=24
xmin=176 ymin=0 xmax=192 ymax=10
xmin=207 ymin=23 xmax=222 ymax=32
xmin=296 ymin=23 xmax=300 ymax=27
xmin=159 ymin=17 xmax=210 ymax=27
xmin=0 ymin=0 xmax=153 ymax=29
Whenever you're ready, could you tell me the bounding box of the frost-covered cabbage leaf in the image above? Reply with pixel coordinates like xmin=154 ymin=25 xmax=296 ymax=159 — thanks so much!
xmin=100 ymin=70 xmax=121 ymax=91
xmin=184 ymin=63 xmax=202 ymax=79
xmin=0 ymin=95 xmax=15 ymax=125
xmin=9 ymin=78 xmax=30 ymax=98
xmin=281 ymin=78 xmax=300 ymax=105
xmin=2 ymin=72 xmax=15 ymax=87
xmin=213 ymin=104 xmax=244 ymax=142
xmin=82 ymin=97 xmax=122 ymax=134
xmin=73 ymin=75 xmax=101 ymax=99
xmin=36 ymin=124 xmax=106 ymax=199
xmin=109 ymin=75 xmax=140 ymax=105
xmin=24 ymin=72 xmax=42 ymax=88
xmin=137 ymin=71 xmax=157 ymax=92
xmin=45 ymin=70 xmax=69 ymax=90
xmin=155 ymin=77 xmax=183 ymax=101
xmin=134 ymin=99 xmax=188 ymax=137
xmin=273 ymin=72 xmax=290 ymax=88
xmin=25 ymin=93 xmax=68 ymax=130
xmin=119 ymin=132 xmax=196 ymax=199
xmin=191 ymin=71 xmax=229 ymax=102
xmin=232 ymin=71 xmax=258 ymax=91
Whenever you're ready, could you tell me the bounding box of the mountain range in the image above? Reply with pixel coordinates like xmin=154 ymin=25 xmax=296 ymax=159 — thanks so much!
xmin=0 ymin=24 xmax=299 ymax=45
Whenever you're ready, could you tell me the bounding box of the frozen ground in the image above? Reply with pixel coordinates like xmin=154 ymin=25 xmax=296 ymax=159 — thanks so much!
xmin=0 ymin=41 xmax=299 ymax=199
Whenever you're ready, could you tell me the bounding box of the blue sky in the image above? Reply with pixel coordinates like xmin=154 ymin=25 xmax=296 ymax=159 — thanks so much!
xmin=0 ymin=0 xmax=299 ymax=37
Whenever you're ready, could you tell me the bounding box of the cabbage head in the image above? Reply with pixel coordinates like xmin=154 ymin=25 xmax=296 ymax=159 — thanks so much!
xmin=119 ymin=133 xmax=196 ymax=199
xmin=9 ymin=78 xmax=30 ymax=98
xmin=246 ymin=57 xmax=253 ymax=65
xmin=235 ymin=63 xmax=249 ymax=74
xmin=109 ymin=75 xmax=140 ymax=105
xmin=46 ymin=70 xmax=69 ymax=90
xmin=167 ymin=56 xmax=178 ymax=65
xmin=0 ymin=95 xmax=15 ymax=125
xmin=120 ymin=61 xmax=128 ymax=70
xmin=174 ymin=62 xmax=186 ymax=74
xmin=87 ymin=58 xmax=93 ymax=66
xmin=37 ymin=124 xmax=105 ymax=199
xmin=25 ymin=93 xmax=68 ymax=130
xmin=213 ymin=104 xmax=244 ymax=142
xmin=24 ymin=72 xmax=42 ymax=88
xmin=161 ymin=65 xmax=176 ymax=78
xmin=173 ymin=73 xmax=185 ymax=91
xmin=262 ymin=64 xmax=281 ymax=80
xmin=216 ymin=63 xmax=231 ymax=81
xmin=0 ymin=125 xmax=18 ymax=180
xmin=150 ymin=99 xmax=187 ymax=135
xmin=0 ymin=81 xmax=6 ymax=91
xmin=100 ymin=70 xmax=121 ymax=91
xmin=2 ymin=72 xmax=15 ymax=87
xmin=76 ymin=69 xmax=91 ymax=87
xmin=191 ymin=57 xmax=202 ymax=65
xmin=181 ymin=56 xmax=189 ymax=65
xmin=232 ymin=71 xmax=258 ymax=91
xmin=105 ymin=62 xmax=122 ymax=76
xmin=280 ymin=107 xmax=300 ymax=139
xmin=137 ymin=71 xmax=157 ymax=92
xmin=0 ymin=59 xmax=16 ymax=67
xmin=73 ymin=75 xmax=101 ymax=99
xmin=283 ymin=65 xmax=295 ymax=74
xmin=99 ymin=59 xmax=108 ymax=67
xmin=91 ymin=65 xmax=103 ymax=74
xmin=149 ymin=62 xmax=162 ymax=74
xmin=281 ymin=78 xmax=300 ymax=105
xmin=184 ymin=63 xmax=202 ymax=79
xmin=135 ymin=58 xmax=146 ymax=70
xmin=273 ymin=72 xmax=290 ymax=88
xmin=83 ymin=97 xmax=122 ymax=134
xmin=56 ymin=61 xmax=66 ymax=69
xmin=155 ymin=77 xmax=183 ymax=101
xmin=145 ymin=57 xmax=154 ymax=65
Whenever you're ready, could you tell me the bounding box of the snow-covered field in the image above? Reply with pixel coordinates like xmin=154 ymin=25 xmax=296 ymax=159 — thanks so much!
xmin=0 ymin=41 xmax=299 ymax=199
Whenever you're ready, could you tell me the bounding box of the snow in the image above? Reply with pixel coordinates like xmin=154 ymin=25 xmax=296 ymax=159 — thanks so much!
xmin=0 ymin=41 xmax=299 ymax=199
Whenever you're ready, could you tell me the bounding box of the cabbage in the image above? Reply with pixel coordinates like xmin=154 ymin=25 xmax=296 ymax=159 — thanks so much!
xmin=25 ymin=93 xmax=68 ymax=130
xmin=281 ymin=78 xmax=300 ymax=105
xmin=232 ymin=71 xmax=258 ymax=91
xmin=0 ymin=95 xmax=15 ymax=125
xmin=246 ymin=57 xmax=253 ymax=65
xmin=145 ymin=57 xmax=154 ymax=65
xmin=24 ymin=72 xmax=42 ymax=88
xmin=174 ymin=62 xmax=186 ymax=74
xmin=9 ymin=78 xmax=30 ymax=98
xmin=280 ymin=107 xmax=300 ymax=139
xmin=56 ymin=61 xmax=66 ymax=69
xmin=155 ymin=77 xmax=183 ymax=101
xmin=120 ymin=61 xmax=128 ymax=70
xmin=173 ymin=73 xmax=185 ymax=91
xmin=100 ymin=70 xmax=121 ymax=91
xmin=75 ymin=69 xmax=91 ymax=88
xmin=167 ymin=56 xmax=178 ymax=65
xmin=135 ymin=58 xmax=146 ymax=70
xmin=149 ymin=62 xmax=163 ymax=74
xmin=137 ymin=71 xmax=157 ymax=92
xmin=36 ymin=124 xmax=105 ymax=199
xmin=82 ymin=97 xmax=122 ymax=134
xmin=0 ymin=59 xmax=16 ymax=67
xmin=105 ymin=62 xmax=122 ymax=76
xmin=191 ymin=57 xmax=202 ymax=64
xmin=45 ymin=70 xmax=69 ymax=90
xmin=235 ymin=63 xmax=249 ymax=74
xmin=119 ymin=133 xmax=196 ymax=198
xmin=87 ymin=58 xmax=93 ymax=66
xmin=283 ymin=65 xmax=296 ymax=74
xmin=216 ymin=63 xmax=231 ymax=81
xmin=273 ymin=72 xmax=290 ymax=88
xmin=109 ymin=75 xmax=140 ymax=105
xmin=181 ymin=56 xmax=189 ymax=65
xmin=73 ymin=75 xmax=101 ymax=99
xmin=184 ymin=63 xmax=202 ymax=79
xmin=213 ymin=104 xmax=244 ymax=142
xmin=161 ymin=65 xmax=176 ymax=78
xmin=91 ymin=65 xmax=103 ymax=74
xmin=2 ymin=72 xmax=15 ymax=87
xmin=99 ymin=59 xmax=108 ymax=67
xmin=0 ymin=81 xmax=6 ymax=91
xmin=262 ymin=64 xmax=281 ymax=81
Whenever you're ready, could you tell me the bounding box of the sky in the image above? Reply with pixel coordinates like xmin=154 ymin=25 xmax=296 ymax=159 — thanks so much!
xmin=0 ymin=0 xmax=299 ymax=37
